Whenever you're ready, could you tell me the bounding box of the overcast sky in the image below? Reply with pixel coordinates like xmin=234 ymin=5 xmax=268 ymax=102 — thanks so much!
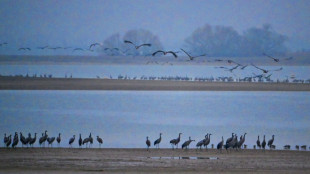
xmin=0 ymin=0 xmax=309 ymax=55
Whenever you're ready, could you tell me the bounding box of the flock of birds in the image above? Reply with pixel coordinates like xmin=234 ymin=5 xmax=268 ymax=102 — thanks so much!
xmin=4 ymin=131 xmax=307 ymax=152
xmin=0 ymin=40 xmax=298 ymax=82
xmin=0 ymin=39 xmax=298 ymax=81
xmin=146 ymin=133 xmax=276 ymax=152
xmin=3 ymin=131 xmax=103 ymax=148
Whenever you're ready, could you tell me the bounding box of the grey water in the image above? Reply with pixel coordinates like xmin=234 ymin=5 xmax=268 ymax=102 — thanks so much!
xmin=1 ymin=90 xmax=309 ymax=149
xmin=0 ymin=65 xmax=309 ymax=80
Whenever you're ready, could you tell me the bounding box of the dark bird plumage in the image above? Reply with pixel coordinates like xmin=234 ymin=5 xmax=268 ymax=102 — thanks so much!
xmin=154 ymin=133 xmax=162 ymax=148
xmin=152 ymin=50 xmax=178 ymax=58
xmin=267 ymin=135 xmax=275 ymax=148
xmin=181 ymin=48 xmax=206 ymax=61
xmin=256 ymin=135 xmax=261 ymax=149
xmin=69 ymin=135 xmax=75 ymax=146
xmin=263 ymin=53 xmax=279 ymax=62
xmin=146 ymin=136 xmax=151 ymax=150
xmin=262 ymin=135 xmax=266 ymax=149
xmin=124 ymin=40 xmax=151 ymax=49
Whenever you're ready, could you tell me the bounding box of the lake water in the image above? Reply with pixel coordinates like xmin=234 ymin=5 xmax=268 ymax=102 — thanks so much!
xmin=0 ymin=65 xmax=310 ymax=81
xmin=1 ymin=90 xmax=309 ymax=149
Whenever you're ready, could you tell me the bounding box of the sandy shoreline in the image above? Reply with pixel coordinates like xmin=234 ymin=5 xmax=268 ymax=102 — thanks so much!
xmin=0 ymin=148 xmax=309 ymax=173
xmin=0 ymin=76 xmax=310 ymax=91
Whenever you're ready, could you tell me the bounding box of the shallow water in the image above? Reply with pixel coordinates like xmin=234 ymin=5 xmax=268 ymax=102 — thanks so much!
xmin=1 ymin=90 xmax=309 ymax=148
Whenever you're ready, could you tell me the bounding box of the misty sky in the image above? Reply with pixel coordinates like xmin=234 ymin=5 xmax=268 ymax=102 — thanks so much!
xmin=0 ymin=0 xmax=309 ymax=55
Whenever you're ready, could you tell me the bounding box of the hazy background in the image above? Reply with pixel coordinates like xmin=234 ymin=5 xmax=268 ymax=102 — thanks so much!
xmin=0 ymin=0 xmax=310 ymax=56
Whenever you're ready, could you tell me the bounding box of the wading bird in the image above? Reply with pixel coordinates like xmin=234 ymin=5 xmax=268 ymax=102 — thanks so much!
xmin=251 ymin=64 xmax=283 ymax=74
xmin=268 ymin=135 xmax=275 ymax=149
xmin=146 ymin=136 xmax=151 ymax=151
xmin=169 ymin=133 xmax=182 ymax=149
xmin=37 ymin=46 xmax=49 ymax=50
xmin=124 ymin=40 xmax=151 ymax=49
xmin=152 ymin=50 xmax=179 ymax=58
xmin=79 ymin=134 xmax=83 ymax=148
xmin=154 ymin=133 xmax=162 ymax=149
xmin=47 ymin=137 xmax=55 ymax=147
xmin=6 ymin=135 xmax=11 ymax=147
xmin=18 ymin=48 xmax=31 ymax=51
xmin=3 ymin=133 xmax=8 ymax=147
xmin=204 ymin=134 xmax=212 ymax=150
xmin=12 ymin=133 xmax=19 ymax=148
xmin=89 ymin=43 xmax=102 ymax=50
xmin=29 ymin=133 xmax=37 ymax=147
xmin=217 ymin=136 xmax=224 ymax=152
xmin=226 ymin=133 xmax=234 ymax=144
xmin=196 ymin=134 xmax=208 ymax=150
xmin=73 ymin=48 xmax=84 ymax=52
xmin=182 ymin=137 xmax=195 ymax=149
xmin=262 ymin=135 xmax=266 ymax=150
xmin=56 ymin=133 xmax=61 ymax=147
xmin=39 ymin=130 xmax=48 ymax=147
xmin=256 ymin=136 xmax=261 ymax=149
xmin=69 ymin=135 xmax=75 ymax=147
xmin=96 ymin=136 xmax=103 ymax=148
xmin=263 ymin=53 xmax=279 ymax=62
xmin=181 ymin=48 xmax=206 ymax=61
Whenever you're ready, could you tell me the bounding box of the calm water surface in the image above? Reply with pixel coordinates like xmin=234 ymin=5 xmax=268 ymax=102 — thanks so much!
xmin=1 ymin=90 xmax=309 ymax=148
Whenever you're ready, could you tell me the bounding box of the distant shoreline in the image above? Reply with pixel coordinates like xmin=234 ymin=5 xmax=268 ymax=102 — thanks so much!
xmin=1 ymin=76 xmax=310 ymax=91
xmin=1 ymin=54 xmax=310 ymax=66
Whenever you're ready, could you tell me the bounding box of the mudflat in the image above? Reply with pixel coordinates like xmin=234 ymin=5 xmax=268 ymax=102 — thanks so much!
xmin=0 ymin=148 xmax=309 ymax=173
xmin=1 ymin=77 xmax=310 ymax=91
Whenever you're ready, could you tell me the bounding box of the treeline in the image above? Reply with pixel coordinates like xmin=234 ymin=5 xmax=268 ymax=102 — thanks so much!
xmin=101 ymin=24 xmax=289 ymax=57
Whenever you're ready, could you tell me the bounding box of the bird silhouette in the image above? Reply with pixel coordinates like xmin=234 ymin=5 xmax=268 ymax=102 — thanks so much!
xmin=154 ymin=133 xmax=162 ymax=149
xmin=251 ymin=64 xmax=283 ymax=73
xmin=56 ymin=133 xmax=61 ymax=147
xmin=152 ymin=50 xmax=179 ymax=58
xmin=181 ymin=136 xmax=195 ymax=149
xmin=89 ymin=43 xmax=102 ymax=50
xmin=181 ymin=48 xmax=206 ymax=61
xmin=256 ymin=135 xmax=261 ymax=149
xmin=124 ymin=40 xmax=151 ymax=49
xmin=18 ymin=48 xmax=31 ymax=51
xmin=267 ymin=135 xmax=275 ymax=149
xmin=29 ymin=133 xmax=37 ymax=147
xmin=69 ymin=135 xmax=75 ymax=147
xmin=263 ymin=53 xmax=279 ymax=62
xmin=96 ymin=136 xmax=103 ymax=148
xmin=37 ymin=46 xmax=49 ymax=50
xmin=146 ymin=136 xmax=151 ymax=151
xmin=169 ymin=133 xmax=182 ymax=149
xmin=217 ymin=136 xmax=224 ymax=152
xmin=262 ymin=135 xmax=266 ymax=150
xmin=79 ymin=134 xmax=83 ymax=148
xmin=73 ymin=48 xmax=84 ymax=52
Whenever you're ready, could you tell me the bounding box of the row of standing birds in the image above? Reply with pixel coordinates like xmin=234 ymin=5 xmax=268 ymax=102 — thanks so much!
xmin=3 ymin=131 xmax=103 ymax=148
xmin=146 ymin=133 xmax=277 ymax=152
